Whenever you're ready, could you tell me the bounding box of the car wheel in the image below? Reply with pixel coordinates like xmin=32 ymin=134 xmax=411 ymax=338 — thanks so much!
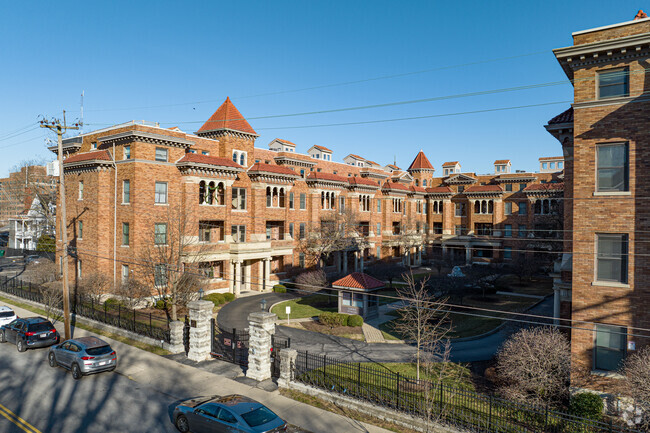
xmin=175 ymin=415 xmax=190 ymax=433
xmin=71 ymin=363 xmax=82 ymax=380
xmin=16 ymin=339 xmax=26 ymax=353
xmin=48 ymin=352 xmax=57 ymax=367
xmin=0 ymin=331 xmax=5 ymax=343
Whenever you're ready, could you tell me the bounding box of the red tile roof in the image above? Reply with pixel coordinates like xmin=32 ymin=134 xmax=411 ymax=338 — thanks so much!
xmin=177 ymin=153 xmax=242 ymax=168
xmin=385 ymin=164 xmax=400 ymax=170
xmin=365 ymin=160 xmax=380 ymax=166
xmin=524 ymin=182 xmax=564 ymax=192
xmin=307 ymin=172 xmax=347 ymax=183
xmin=197 ymin=97 xmax=257 ymax=135
xmin=346 ymin=154 xmax=365 ymax=160
xmin=410 ymin=185 xmax=427 ymax=193
xmin=332 ymin=272 xmax=384 ymax=290
xmin=312 ymin=145 xmax=333 ymax=153
xmin=548 ymin=107 xmax=573 ymax=125
xmin=382 ymin=181 xmax=410 ymax=191
xmin=538 ymin=156 xmax=563 ymax=161
xmin=248 ymin=162 xmax=297 ymax=176
xmin=64 ymin=150 xmax=112 ymax=164
xmin=426 ymin=186 xmax=453 ymax=194
xmin=442 ymin=161 xmax=459 ymax=167
xmin=276 ymin=138 xmax=296 ymax=146
xmin=348 ymin=177 xmax=380 ymax=187
xmin=494 ymin=160 xmax=510 ymax=165
xmin=408 ymin=151 xmax=434 ymax=171
xmin=464 ymin=184 xmax=503 ymax=193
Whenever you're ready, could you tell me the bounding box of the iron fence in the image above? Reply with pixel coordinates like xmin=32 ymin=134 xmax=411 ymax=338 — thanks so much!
xmin=210 ymin=318 xmax=249 ymax=366
xmin=294 ymin=350 xmax=644 ymax=433
xmin=0 ymin=276 xmax=170 ymax=343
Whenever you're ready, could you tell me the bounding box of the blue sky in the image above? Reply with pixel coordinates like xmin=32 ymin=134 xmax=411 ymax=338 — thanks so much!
xmin=0 ymin=1 xmax=645 ymax=177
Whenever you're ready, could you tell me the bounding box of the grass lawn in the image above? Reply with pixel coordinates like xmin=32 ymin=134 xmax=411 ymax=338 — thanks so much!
xmin=496 ymin=274 xmax=553 ymax=296
xmin=271 ymin=294 xmax=337 ymax=320
xmin=361 ymin=362 xmax=474 ymax=390
xmin=380 ymin=294 xmax=539 ymax=340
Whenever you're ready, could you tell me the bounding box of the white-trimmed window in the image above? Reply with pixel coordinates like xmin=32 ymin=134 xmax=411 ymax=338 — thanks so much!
xmin=155 ymin=147 xmax=168 ymax=162
xmin=594 ymin=325 xmax=627 ymax=371
xmin=231 ymin=188 xmax=246 ymax=210
xmin=596 ymin=234 xmax=628 ymax=284
xmin=154 ymin=223 xmax=167 ymax=245
xmin=122 ymin=223 xmax=129 ymax=246
xmin=122 ymin=180 xmax=130 ymax=204
xmin=154 ymin=264 xmax=167 ymax=287
xmin=121 ymin=265 xmax=129 ymax=283
xmin=155 ymin=182 xmax=168 ymax=204
xmin=232 ymin=150 xmax=247 ymax=167
xmin=597 ymin=68 xmax=629 ymax=99
xmin=299 ymin=193 xmax=306 ymax=210
xmin=597 ymin=143 xmax=628 ymax=192
xmin=78 ymin=181 xmax=84 ymax=200
xmin=124 ymin=145 xmax=131 ymax=160
xmin=78 ymin=220 xmax=83 ymax=239
xmin=231 ymin=225 xmax=246 ymax=243
xmin=504 ymin=202 xmax=512 ymax=215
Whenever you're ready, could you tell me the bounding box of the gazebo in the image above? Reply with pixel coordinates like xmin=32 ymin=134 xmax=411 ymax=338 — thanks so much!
xmin=331 ymin=272 xmax=385 ymax=320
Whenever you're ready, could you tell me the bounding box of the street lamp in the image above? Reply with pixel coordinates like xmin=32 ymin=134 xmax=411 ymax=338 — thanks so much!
xmin=198 ymin=288 xmax=204 ymax=300
xmin=260 ymin=298 xmax=267 ymax=311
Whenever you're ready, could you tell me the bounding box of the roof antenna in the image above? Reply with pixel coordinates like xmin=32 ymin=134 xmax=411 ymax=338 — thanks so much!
xmin=80 ymin=90 xmax=84 ymax=135
xmin=393 ymin=155 xmax=396 ymax=165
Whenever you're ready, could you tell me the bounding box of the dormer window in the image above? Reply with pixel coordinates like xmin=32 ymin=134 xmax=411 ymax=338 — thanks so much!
xmin=232 ymin=150 xmax=247 ymax=166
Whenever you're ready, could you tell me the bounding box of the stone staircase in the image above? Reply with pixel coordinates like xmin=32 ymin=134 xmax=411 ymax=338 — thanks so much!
xmin=362 ymin=323 xmax=386 ymax=343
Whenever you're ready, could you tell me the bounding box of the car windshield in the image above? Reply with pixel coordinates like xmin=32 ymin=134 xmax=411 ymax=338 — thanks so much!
xmin=28 ymin=322 xmax=52 ymax=332
xmin=86 ymin=345 xmax=113 ymax=356
xmin=241 ymin=407 xmax=277 ymax=427
xmin=0 ymin=312 xmax=14 ymax=318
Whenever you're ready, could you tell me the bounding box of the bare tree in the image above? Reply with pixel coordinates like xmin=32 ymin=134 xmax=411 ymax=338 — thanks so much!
xmin=511 ymin=255 xmax=537 ymax=283
xmin=624 ymin=346 xmax=650 ymax=428
xmin=365 ymin=260 xmax=407 ymax=289
xmin=394 ymin=272 xmax=450 ymax=381
xmin=299 ymin=208 xmax=367 ymax=268
xmin=77 ymin=271 xmax=112 ymax=304
xmin=138 ymin=203 xmax=209 ymax=321
xmin=115 ymin=277 xmax=150 ymax=309
xmin=295 ymin=269 xmax=328 ymax=294
xmin=39 ymin=281 xmax=63 ymax=323
xmin=496 ymin=327 xmax=570 ymax=406
xmin=394 ymin=217 xmax=425 ymax=266
xmin=24 ymin=259 xmax=57 ymax=285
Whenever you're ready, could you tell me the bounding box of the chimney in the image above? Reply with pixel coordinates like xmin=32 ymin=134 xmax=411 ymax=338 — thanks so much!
xmin=634 ymin=9 xmax=648 ymax=20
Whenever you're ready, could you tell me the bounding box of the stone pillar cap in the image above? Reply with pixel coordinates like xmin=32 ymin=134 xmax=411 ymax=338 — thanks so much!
xmin=187 ymin=300 xmax=214 ymax=310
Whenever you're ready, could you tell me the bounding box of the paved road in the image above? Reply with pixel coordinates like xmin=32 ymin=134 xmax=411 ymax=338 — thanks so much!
xmin=220 ymin=292 xmax=554 ymax=364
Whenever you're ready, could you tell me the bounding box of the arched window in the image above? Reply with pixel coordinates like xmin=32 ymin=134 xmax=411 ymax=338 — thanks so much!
xmin=279 ymin=188 xmax=286 ymax=208
xmin=423 ymin=179 xmax=427 ymax=187
xmin=474 ymin=201 xmax=481 ymax=214
xmin=543 ymin=200 xmax=550 ymax=215
xmin=534 ymin=200 xmax=542 ymax=214
xmin=321 ymin=191 xmax=325 ymax=209
xmin=216 ymin=183 xmax=224 ymax=205
xmin=239 ymin=153 xmax=245 ymax=166
xmin=481 ymin=200 xmax=487 ymax=214
xmin=415 ymin=180 xmax=419 ymax=186
xmin=266 ymin=187 xmax=272 ymax=207
xmin=272 ymin=187 xmax=278 ymax=207
xmin=199 ymin=181 xmax=206 ymax=204
xmin=488 ymin=200 xmax=494 ymax=214
xmin=551 ymin=199 xmax=559 ymax=215
xmin=232 ymin=152 xmax=238 ymax=163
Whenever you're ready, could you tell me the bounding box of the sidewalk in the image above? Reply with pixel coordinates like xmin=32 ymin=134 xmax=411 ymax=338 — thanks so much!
xmin=2 ymin=299 xmax=393 ymax=433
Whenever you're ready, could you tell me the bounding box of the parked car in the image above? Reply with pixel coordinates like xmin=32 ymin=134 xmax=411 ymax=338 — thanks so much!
xmin=0 ymin=306 xmax=17 ymax=327
xmin=0 ymin=317 xmax=59 ymax=352
xmin=48 ymin=336 xmax=117 ymax=380
xmin=25 ymin=255 xmax=40 ymax=265
xmin=173 ymin=394 xmax=287 ymax=433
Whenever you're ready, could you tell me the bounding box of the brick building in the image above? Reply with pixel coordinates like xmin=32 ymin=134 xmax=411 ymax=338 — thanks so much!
xmin=54 ymin=97 xmax=561 ymax=299
xmin=547 ymin=10 xmax=650 ymax=390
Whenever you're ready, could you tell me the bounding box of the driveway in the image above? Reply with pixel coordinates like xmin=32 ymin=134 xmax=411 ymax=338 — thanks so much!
xmin=217 ymin=292 xmax=298 ymax=330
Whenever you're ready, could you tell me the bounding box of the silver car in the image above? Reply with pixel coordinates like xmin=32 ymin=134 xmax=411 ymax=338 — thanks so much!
xmin=48 ymin=336 xmax=117 ymax=380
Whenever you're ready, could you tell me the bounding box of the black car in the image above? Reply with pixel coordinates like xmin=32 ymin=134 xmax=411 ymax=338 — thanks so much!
xmin=0 ymin=317 xmax=59 ymax=352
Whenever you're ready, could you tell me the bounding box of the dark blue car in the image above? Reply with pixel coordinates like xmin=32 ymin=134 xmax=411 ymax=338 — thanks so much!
xmin=173 ymin=394 xmax=287 ymax=433
xmin=0 ymin=317 xmax=59 ymax=352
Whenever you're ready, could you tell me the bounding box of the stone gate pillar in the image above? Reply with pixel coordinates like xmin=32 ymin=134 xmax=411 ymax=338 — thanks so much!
xmin=187 ymin=300 xmax=214 ymax=362
xmin=167 ymin=321 xmax=185 ymax=354
xmin=277 ymin=348 xmax=298 ymax=388
xmin=245 ymin=311 xmax=277 ymax=381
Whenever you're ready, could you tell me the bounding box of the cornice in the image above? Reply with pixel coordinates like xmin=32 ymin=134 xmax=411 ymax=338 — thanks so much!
xmin=176 ymin=162 xmax=242 ymax=178
xmin=274 ymin=156 xmax=317 ymax=167
xmin=99 ymin=130 xmax=195 ymax=148
xmin=197 ymin=128 xmax=259 ymax=140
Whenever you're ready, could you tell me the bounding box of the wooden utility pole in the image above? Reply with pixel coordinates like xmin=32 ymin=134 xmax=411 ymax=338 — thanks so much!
xmin=40 ymin=111 xmax=81 ymax=340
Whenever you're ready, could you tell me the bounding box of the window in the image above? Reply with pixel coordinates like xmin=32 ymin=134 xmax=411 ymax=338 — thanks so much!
xmin=550 ymin=162 xmax=555 ymax=169
xmin=289 ymin=223 xmax=294 ymax=238
xmin=154 ymin=264 xmax=166 ymax=287
xmin=91 ymin=141 xmax=97 ymax=149
xmin=505 ymin=183 xmax=512 ymax=192
xmin=231 ymin=225 xmax=246 ymax=243
xmin=154 ymin=223 xmax=167 ymax=245
xmin=155 ymin=182 xmax=167 ymax=204
xmin=121 ymin=265 xmax=129 ymax=283
xmin=232 ymin=150 xmax=247 ymax=166
xmin=299 ymin=193 xmax=306 ymax=210
xmin=458 ymin=185 xmax=465 ymax=193
xmin=503 ymin=247 xmax=512 ymax=260
xmin=377 ymin=199 xmax=381 ymax=212
xmin=231 ymin=188 xmax=246 ymax=210
xmin=594 ymin=325 xmax=627 ymax=371
xmin=122 ymin=223 xmax=129 ymax=245
xmin=299 ymin=223 xmax=306 ymax=239
xmin=300 ymin=169 xmax=305 ymax=178
xmin=598 ymin=68 xmax=629 ymax=99
xmin=299 ymin=253 xmax=305 ymax=268
xmin=78 ymin=181 xmax=84 ymax=200
xmin=339 ymin=196 xmax=345 ymax=213
xmin=475 ymin=223 xmax=493 ymax=236
xmin=596 ymin=234 xmax=628 ymax=283
xmin=376 ymin=247 xmax=381 ymax=259
xmin=433 ymin=222 xmax=442 ymax=234
xmin=289 ymin=192 xmax=294 ymax=209
xmin=199 ymin=222 xmax=211 ymax=242
xmin=122 ymin=180 xmax=130 ymax=204
xmin=542 ymin=162 xmax=548 ymax=169
xmin=377 ymin=223 xmax=381 ymax=236
xmin=155 ymin=147 xmax=168 ymax=162
xmin=518 ymin=225 xmax=527 ymax=238
xmin=455 ymin=203 xmax=465 ymax=217
xmin=504 ymin=224 xmax=512 ymax=237
xmin=124 ymin=145 xmax=131 ymax=160
xmin=518 ymin=202 xmax=527 ymax=215
xmin=455 ymin=225 xmax=466 ymax=236
xmin=78 ymin=221 xmax=83 ymax=239
xmin=558 ymin=161 xmax=563 ymax=169
xmin=519 ymin=183 xmax=526 ymax=192
xmin=77 ymin=260 xmax=82 ymax=278
xmin=597 ymin=143 xmax=628 ymax=192
xmin=504 ymin=202 xmax=512 ymax=215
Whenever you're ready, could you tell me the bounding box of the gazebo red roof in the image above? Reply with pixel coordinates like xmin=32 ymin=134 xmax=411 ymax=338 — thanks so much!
xmin=332 ymin=272 xmax=385 ymax=290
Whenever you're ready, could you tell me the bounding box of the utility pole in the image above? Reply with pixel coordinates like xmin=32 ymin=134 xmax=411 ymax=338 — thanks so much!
xmin=40 ymin=111 xmax=81 ymax=340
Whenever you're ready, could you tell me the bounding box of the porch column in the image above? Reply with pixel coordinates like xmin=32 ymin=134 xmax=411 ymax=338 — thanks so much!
xmin=245 ymin=261 xmax=252 ymax=291
xmin=360 ymin=251 xmax=364 ymax=273
xmin=442 ymin=245 xmax=448 ymax=259
xmin=353 ymin=251 xmax=359 ymax=272
xmin=342 ymin=251 xmax=348 ymax=274
xmin=234 ymin=260 xmax=242 ymax=297
xmin=418 ymin=247 xmax=422 ymax=265
xmin=465 ymin=246 xmax=472 ymax=265
xmin=264 ymin=258 xmax=272 ymax=292
xmin=553 ymin=287 xmax=561 ymax=327
xmin=229 ymin=261 xmax=234 ymax=293
xmin=335 ymin=252 xmax=342 ymax=273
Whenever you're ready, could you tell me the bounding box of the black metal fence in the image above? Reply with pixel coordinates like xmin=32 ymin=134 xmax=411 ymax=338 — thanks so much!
xmin=210 ymin=318 xmax=250 ymax=366
xmin=294 ymin=350 xmax=643 ymax=433
xmin=0 ymin=275 xmax=170 ymax=343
